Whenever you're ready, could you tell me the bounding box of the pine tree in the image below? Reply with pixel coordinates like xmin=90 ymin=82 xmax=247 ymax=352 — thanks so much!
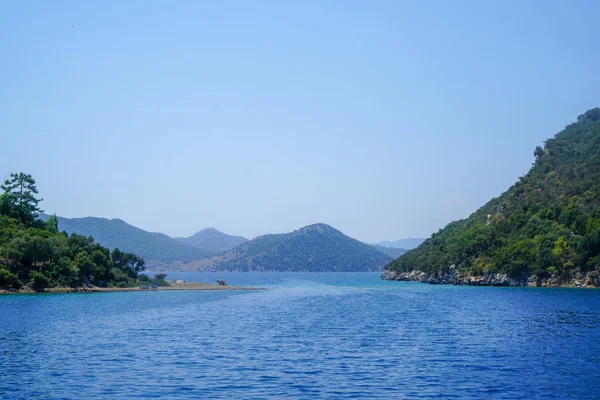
xmin=1 ymin=173 xmax=43 ymax=224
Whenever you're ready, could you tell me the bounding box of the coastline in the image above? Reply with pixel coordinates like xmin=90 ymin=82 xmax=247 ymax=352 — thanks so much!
xmin=381 ymin=269 xmax=599 ymax=288
xmin=0 ymin=281 xmax=265 ymax=295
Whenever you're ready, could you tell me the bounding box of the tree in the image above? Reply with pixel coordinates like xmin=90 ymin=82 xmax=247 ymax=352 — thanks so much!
xmin=577 ymin=108 xmax=600 ymax=122
xmin=46 ymin=214 xmax=59 ymax=233
xmin=0 ymin=194 xmax=13 ymax=217
xmin=1 ymin=173 xmax=43 ymax=224
xmin=0 ymin=269 xmax=20 ymax=289
xmin=534 ymin=146 xmax=545 ymax=158
xmin=74 ymin=251 xmax=94 ymax=277
xmin=110 ymin=248 xmax=144 ymax=277
xmin=111 ymin=248 xmax=123 ymax=267
xmin=121 ymin=253 xmax=145 ymax=277
xmin=30 ymin=271 xmax=49 ymax=289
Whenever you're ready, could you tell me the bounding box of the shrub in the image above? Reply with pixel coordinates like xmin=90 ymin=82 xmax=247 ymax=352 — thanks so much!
xmin=30 ymin=271 xmax=50 ymax=289
xmin=0 ymin=269 xmax=20 ymax=289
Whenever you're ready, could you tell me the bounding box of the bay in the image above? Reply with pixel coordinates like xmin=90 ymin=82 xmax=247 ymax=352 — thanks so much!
xmin=1 ymin=272 xmax=599 ymax=399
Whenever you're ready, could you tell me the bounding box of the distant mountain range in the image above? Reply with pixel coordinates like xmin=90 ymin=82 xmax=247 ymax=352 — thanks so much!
xmin=376 ymin=238 xmax=425 ymax=250
xmin=371 ymin=245 xmax=408 ymax=259
xmin=175 ymin=228 xmax=248 ymax=254
xmin=37 ymin=214 xmax=242 ymax=267
xmin=182 ymin=223 xmax=392 ymax=272
xmin=38 ymin=214 xmax=410 ymax=271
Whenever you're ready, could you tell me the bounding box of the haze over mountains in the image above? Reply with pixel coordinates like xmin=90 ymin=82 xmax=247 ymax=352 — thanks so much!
xmin=38 ymin=214 xmax=411 ymax=271
xmin=175 ymin=228 xmax=248 ymax=253
xmin=376 ymin=238 xmax=425 ymax=250
xmin=371 ymin=245 xmax=408 ymax=259
xmin=186 ymin=223 xmax=392 ymax=272
xmin=38 ymin=214 xmax=241 ymax=268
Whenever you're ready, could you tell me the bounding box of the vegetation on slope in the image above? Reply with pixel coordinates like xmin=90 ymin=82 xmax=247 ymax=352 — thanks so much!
xmin=386 ymin=108 xmax=600 ymax=285
xmin=175 ymin=228 xmax=248 ymax=253
xmin=194 ymin=223 xmax=392 ymax=272
xmin=39 ymin=214 xmax=214 ymax=266
xmin=0 ymin=173 xmax=150 ymax=291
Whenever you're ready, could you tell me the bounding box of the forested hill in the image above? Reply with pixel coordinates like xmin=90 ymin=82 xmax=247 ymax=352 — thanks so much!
xmin=185 ymin=223 xmax=392 ymax=272
xmin=175 ymin=228 xmax=248 ymax=254
xmin=384 ymin=108 xmax=600 ymax=287
xmin=38 ymin=214 xmax=213 ymax=266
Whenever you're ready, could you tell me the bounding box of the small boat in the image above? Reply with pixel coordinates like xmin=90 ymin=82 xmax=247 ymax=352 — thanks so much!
xmin=217 ymin=280 xmax=227 ymax=286
xmin=210 ymin=269 xmax=217 ymax=273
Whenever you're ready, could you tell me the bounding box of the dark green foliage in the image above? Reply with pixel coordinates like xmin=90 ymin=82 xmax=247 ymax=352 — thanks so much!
xmin=0 ymin=175 xmax=146 ymax=290
xmin=1 ymin=173 xmax=43 ymax=225
xmin=37 ymin=214 xmax=213 ymax=265
xmin=0 ymin=269 xmax=20 ymax=289
xmin=30 ymin=271 xmax=50 ymax=289
xmin=387 ymin=108 xmax=600 ymax=282
xmin=111 ymin=248 xmax=145 ymax=278
xmin=45 ymin=214 xmax=59 ymax=233
xmin=202 ymin=223 xmax=392 ymax=272
xmin=152 ymin=278 xmax=170 ymax=287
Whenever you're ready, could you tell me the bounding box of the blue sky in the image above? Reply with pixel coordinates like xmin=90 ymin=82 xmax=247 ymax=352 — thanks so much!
xmin=1 ymin=0 xmax=599 ymax=242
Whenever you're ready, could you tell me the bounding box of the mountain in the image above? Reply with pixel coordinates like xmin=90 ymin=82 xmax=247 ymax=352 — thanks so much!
xmin=371 ymin=245 xmax=408 ymax=259
xmin=180 ymin=223 xmax=392 ymax=272
xmin=376 ymin=238 xmax=425 ymax=250
xmin=38 ymin=214 xmax=213 ymax=266
xmin=384 ymin=108 xmax=600 ymax=287
xmin=175 ymin=228 xmax=248 ymax=254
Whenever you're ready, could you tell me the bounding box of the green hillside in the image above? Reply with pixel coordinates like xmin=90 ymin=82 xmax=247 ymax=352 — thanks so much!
xmin=0 ymin=174 xmax=152 ymax=291
xmin=188 ymin=223 xmax=392 ymax=272
xmin=39 ymin=215 xmax=213 ymax=266
xmin=385 ymin=108 xmax=600 ymax=287
xmin=175 ymin=228 xmax=248 ymax=253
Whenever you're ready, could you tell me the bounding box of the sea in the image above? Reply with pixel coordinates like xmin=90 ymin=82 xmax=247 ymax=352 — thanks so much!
xmin=1 ymin=272 xmax=599 ymax=399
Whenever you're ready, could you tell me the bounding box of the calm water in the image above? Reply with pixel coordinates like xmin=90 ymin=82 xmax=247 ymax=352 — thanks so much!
xmin=1 ymin=272 xmax=599 ymax=399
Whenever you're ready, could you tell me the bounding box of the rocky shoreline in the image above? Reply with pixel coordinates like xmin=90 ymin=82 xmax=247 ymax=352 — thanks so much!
xmin=0 ymin=281 xmax=265 ymax=295
xmin=381 ymin=267 xmax=600 ymax=288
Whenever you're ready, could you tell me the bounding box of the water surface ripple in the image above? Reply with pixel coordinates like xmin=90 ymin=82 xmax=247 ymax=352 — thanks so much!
xmin=1 ymin=272 xmax=599 ymax=399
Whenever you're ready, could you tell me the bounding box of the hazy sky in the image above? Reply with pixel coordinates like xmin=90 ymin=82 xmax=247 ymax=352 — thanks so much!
xmin=1 ymin=0 xmax=599 ymax=243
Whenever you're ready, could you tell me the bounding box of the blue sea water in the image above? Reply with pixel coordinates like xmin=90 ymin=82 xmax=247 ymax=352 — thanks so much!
xmin=1 ymin=272 xmax=599 ymax=399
